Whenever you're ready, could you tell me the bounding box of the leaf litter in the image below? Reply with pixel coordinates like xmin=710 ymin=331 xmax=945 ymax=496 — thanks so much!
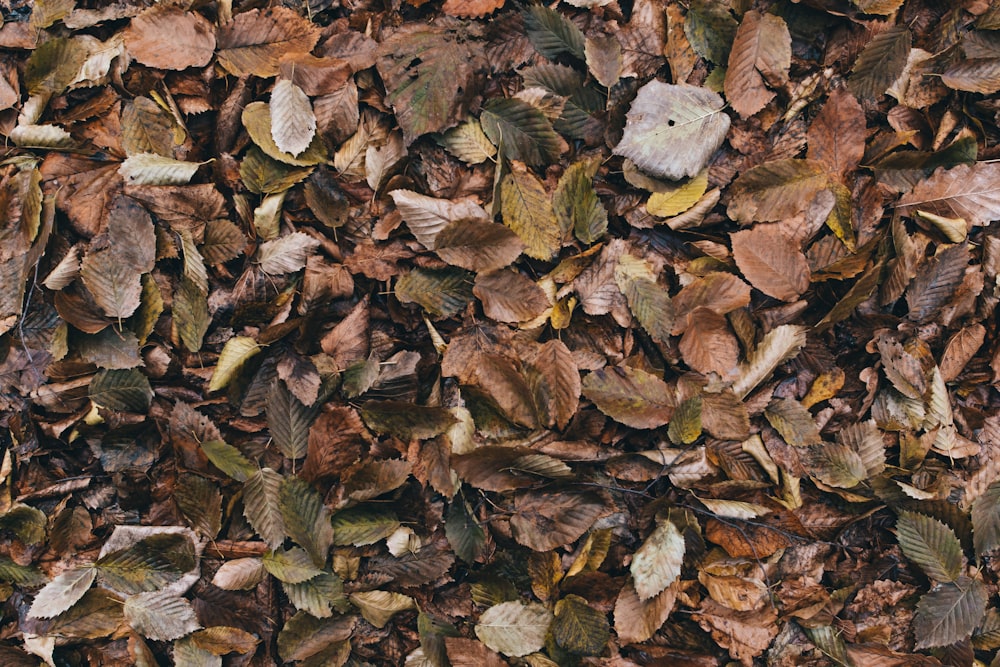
xmin=3 ymin=0 xmax=1000 ymax=665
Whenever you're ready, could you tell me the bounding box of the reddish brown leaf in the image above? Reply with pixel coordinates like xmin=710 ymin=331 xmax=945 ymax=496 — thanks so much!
xmin=724 ymin=11 xmax=790 ymax=118
xmin=679 ymin=308 xmax=739 ymax=377
xmin=473 ymin=269 xmax=549 ymax=323
xmin=731 ymin=225 xmax=811 ymax=302
xmin=123 ymin=6 xmax=216 ymax=71
xmin=807 ymin=87 xmax=866 ymax=179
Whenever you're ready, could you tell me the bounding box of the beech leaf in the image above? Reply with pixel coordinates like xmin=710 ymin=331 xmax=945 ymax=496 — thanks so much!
xmin=475 ymin=601 xmax=553 ymax=657
xmin=631 ymin=520 xmax=685 ymax=600
xmin=613 ymin=81 xmax=730 ymax=180
xmin=270 ymin=79 xmax=316 ymax=158
xmin=724 ymin=11 xmax=791 ymax=118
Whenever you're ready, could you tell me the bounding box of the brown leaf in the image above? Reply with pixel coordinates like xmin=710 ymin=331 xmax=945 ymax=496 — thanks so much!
xmin=216 ymin=8 xmax=320 ymax=78
xmin=807 ymin=87 xmax=866 ymax=179
xmin=442 ymin=0 xmax=506 ymax=18
xmin=473 ymin=269 xmax=549 ymax=323
xmin=433 ymin=219 xmax=524 ymax=272
xmin=522 ymin=339 xmax=580 ymax=430
xmin=278 ymin=54 xmax=351 ymax=96
xmin=724 ymin=11 xmax=791 ymax=118
xmin=897 ymin=162 xmax=1000 ymax=227
xmin=671 ymin=272 xmax=752 ymax=334
xmin=614 ymin=580 xmax=676 ymax=644
xmin=693 ymin=598 xmax=778 ymax=666
xmin=301 ymin=407 xmax=366 ymax=484
xmin=940 ymin=323 xmax=985 ymax=382
xmin=320 ymin=298 xmax=369 ymax=369
xmin=510 ymin=488 xmax=607 ymax=551
xmin=444 ymin=637 xmax=507 ymax=667
xmin=731 ymin=226 xmax=811 ymax=302
xmin=123 ymin=6 xmax=216 ymax=71
xmin=679 ymin=308 xmax=739 ymax=377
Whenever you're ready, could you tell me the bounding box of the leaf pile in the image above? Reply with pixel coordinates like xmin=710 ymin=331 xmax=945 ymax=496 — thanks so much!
xmin=3 ymin=0 xmax=1000 ymax=665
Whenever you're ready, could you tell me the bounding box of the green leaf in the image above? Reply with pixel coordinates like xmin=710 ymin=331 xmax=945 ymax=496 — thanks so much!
xmin=581 ymin=366 xmax=674 ymax=429
xmin=913 ymin=576 xmax=988 ymax=649
xmin=96 ymin=532 xmax=196 ymax=595
xmin=0 ymin=557 xmax=47 ymax=586
xmin=124 ymin=590 xmax=200 ymax=642
xmin=684 ymin=0 xmax=738 ymax=65
xmin=554 ymin=158 xmax=607 ymax=245
xmin=522 ymin=5 xmax=585 ymax=60
xmin=267 ymin=381 xmax=316 ymax=460
xmin=802 ymin=443 xmax=866 ymax=489
xmin=500 ymin=161 xmax=562 ymax=261
xmin=89 ymin=368 xmax=153 ymax=412
xmin=896 ymin=511 xmax=963 ymax=582
xmin=243 ymin=468 xmax=286 ymax=549
xmin=848 ymin=25 xmax=911 ymax=99
xmin=631 ymin=519 xmax=685 ymax=600
xmin=208 ymin=336 xmax=261 ymax=393
xmin=279 ymin=476 xmax=333 ymax=566
xmin=614 ymin=254 xmax=674 ymax=344
xmin=331 ymin=506 xmax=401 ymax=546
xmin=361 ymin=400 xmax=459 ymax=440
xmin=395 ymin=267 xmax=474 ymax=319
xmin=263 ymin=547 xmax=324 ymax=584
xmin=446 ymin=498 xmax=486 ymax=563
xmin=282 ymin=572 xmax=347 ymax=618
xmin=481 ymin=99 xmax=562 ymax=167
xmin=552 ymin=595 xmax=610 ymax=656
xmin=0 ymin=503 xmax=47 ymax=544
xmin=25 ymin=36 xmax=87 ymax=96
xmin=973 ymin=479 xmax=1000 ymax=556
xmin=28 ymin=567 xmax=96 ymax=619
xmin=475 ymin=601 xmax=553 ymax=657
xmin=200 ymin=439 xmax=256 ymax=482
xmin=349 ymin=590 xmax=416 ymax=628
xmin=613 ymin=81 xmax=729 ymax=180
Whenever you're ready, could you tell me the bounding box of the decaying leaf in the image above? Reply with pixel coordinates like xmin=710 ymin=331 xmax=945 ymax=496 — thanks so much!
xmin=724 ymin=11 xmax=790 ymax=118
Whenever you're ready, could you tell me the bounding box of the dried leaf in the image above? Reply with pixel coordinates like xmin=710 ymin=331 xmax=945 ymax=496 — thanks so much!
xmin=474 ymin=269 xmax=549 ymax=323
xmin=849 ymin=25 xmax=911 ymax=99
xmin=475 ymin=601 xmax=553 ymax=657
xmin=913 ymin=576 xmax=988 ymax=649
xmin=349 ymin=590 xmax=415 ymax=628
xmin=217 ymin=8 xmax=320 ymax=78
xmin=270 ymin=79 xmax=316 ymax=158
xmin=553 ymin=158 xmax=607 ymax=245
xmin=124 ymin=590 xmax=199 ymax=641
xmin=631 ymin=519 xmax=685 ymax=600
xmin=482 ymin=98 xmax=562 ymax=167
xmin=511 ymin=488 xmax=606 ymax=551
xmin=123 ymin=6 xmax=215 ymax=70
xmin=552 ymin=595 xmax=610 ymax=656
xmin=28 ymin=567 xmax=96 ymax=619
xmin=614 ymin=81 xmax=730 ymax=180
xmin=727 ymin=159 xmax=829 ymax=224
xmin=731 ymin=225 xmax=811 ymax=301
xmin=395 ymin=267 xmax=474 ymax=319
xmin=389 ymin=190 xmax=490 ymax=250
xmin=582 ymin=366 xmax=674 ymax=429
xmin=500 ymin=161 xmax=562 ymax=260
xmin=724 ymin=11 xmax=791 ymax=118
xmin=243 ymin=468 xmax=286 ymax=549
xmin=898 ymin=162 xmax=1000 ymax=227
xmin=807 ymin=87 xmax=866 ymax=179
xmin=896 ymin=511 xmax=963 ymax=583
